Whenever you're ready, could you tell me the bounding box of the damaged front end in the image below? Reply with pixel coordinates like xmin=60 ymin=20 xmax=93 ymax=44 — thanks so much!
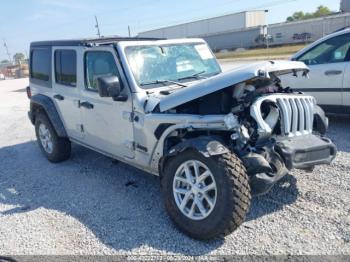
xmin=244 ymin=93 xmax=336 ymax=194
xmin=151 ymin=61 xmax=337 ymax=195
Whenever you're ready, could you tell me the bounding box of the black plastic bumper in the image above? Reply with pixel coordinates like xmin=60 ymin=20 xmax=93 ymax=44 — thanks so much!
xmin=275 ymin=134 xmax=337 ymax=170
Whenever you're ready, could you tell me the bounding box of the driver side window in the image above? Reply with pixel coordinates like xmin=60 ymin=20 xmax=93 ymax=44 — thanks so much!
xmin=298 ymin=33 xmax=350 ymax=65
xmin=85 ymin=51 xmax=119 ymax=90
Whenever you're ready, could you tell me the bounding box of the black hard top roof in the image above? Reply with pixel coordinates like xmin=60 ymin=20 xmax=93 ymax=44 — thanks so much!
xmin=30 ymin=36 xmax=164 ymax=48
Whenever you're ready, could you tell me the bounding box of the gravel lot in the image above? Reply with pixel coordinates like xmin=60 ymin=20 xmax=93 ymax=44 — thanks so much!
xmin=0 ymin=77 xmax=349 ymax=257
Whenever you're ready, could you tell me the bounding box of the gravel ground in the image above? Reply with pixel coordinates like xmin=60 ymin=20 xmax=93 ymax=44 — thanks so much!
xmin=0 ymin=77 xmax=349 ymax=257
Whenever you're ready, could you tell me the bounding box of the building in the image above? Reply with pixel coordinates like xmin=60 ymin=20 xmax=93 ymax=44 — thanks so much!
xmin=138 ymin=9 xmax=350 ymax=52
xmin=0 ymin=63 xmax=29 ymax=79
xmin=138 ymin=11 xmax=266 ymax=39
xmin=341 ymin=0 xmax=350 ymax=12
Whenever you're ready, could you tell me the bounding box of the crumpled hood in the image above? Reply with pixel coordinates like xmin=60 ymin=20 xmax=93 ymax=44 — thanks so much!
xmin=147 ymin=60 xmax=309 ymax=113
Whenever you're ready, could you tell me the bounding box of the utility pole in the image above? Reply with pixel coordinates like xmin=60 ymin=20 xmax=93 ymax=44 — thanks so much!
xmin=3 ymin=39 xmax=12 ymax=63
xmin=95 ymin=16 xmax=101 ymax=38
xmin=264 ymin=10 xmax=270 ymax=59
xmin=128 ymin=25 xmax=131 ymax=37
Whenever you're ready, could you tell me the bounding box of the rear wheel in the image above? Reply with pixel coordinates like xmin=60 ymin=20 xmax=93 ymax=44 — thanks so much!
xmin=35 ymin=112 xmax=71 ymax=163
xmin=161 ymin=150 xmax=251 ymax=240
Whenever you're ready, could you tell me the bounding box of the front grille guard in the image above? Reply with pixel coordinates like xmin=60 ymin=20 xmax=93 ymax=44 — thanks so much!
xmin=250 ymin=94 xmax=315 ymax=140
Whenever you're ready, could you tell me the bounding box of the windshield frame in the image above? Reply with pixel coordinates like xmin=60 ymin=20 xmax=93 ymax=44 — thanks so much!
xmin=117 ymin=39 xmax=222 ymax=92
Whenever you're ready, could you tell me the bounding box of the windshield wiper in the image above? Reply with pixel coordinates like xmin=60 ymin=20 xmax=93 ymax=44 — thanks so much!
xmin=141 ymin=79 xmax=187 ymax=87
xmin=177 ymin=71 xmax=206 ymax=81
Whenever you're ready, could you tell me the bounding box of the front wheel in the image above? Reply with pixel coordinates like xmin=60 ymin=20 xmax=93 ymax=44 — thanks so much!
xmin=161 ymin=150 xmax=251 ymax=240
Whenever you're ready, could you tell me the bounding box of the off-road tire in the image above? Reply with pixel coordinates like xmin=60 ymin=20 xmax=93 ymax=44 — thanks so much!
xmin=161 ymin=150 xmax=251 ymax=240
xmin=35 ymin=112 xmax=71 ymax=163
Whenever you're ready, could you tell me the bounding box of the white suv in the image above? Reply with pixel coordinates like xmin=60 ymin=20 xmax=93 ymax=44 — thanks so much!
xmin=282 ymin=28 xmax=350 ymax=115
xmin=27 ymin=37 xmax=336 ymax=240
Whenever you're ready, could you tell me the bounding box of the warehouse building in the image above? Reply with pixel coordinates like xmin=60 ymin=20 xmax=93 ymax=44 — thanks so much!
xmin=138 ymin=11 xmax=266 ymax=39
xmin=204 ymin=12 xmax=350 ymax=51
xmin=138 ymin=1 xmax=350 ymax=51
xmin=341 ymin=0 xmax=350 ymax=12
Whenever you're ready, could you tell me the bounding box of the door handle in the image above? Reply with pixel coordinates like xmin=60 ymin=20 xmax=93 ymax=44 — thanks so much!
xmin=79 ymin=101 xmax=94 ymax=109
xmin=53 ymin=94 xmax=64 ymax=101
xmin=325 ymin=70 xmax=343 ymax=76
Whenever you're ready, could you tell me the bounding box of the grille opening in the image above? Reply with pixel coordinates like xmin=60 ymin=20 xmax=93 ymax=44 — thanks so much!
xmin=275 ymin=96 xmax=314 ymax=137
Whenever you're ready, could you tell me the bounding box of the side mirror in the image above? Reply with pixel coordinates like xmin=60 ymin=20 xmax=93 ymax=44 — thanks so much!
xmin=97 ymin=76 xmax=127 ymax=101
xmin=97 ymin=76 xmax=121 ymax=97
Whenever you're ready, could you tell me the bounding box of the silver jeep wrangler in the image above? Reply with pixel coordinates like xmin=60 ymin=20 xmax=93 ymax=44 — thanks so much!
xmin=27 ymin=37 xmax=336 ymax=240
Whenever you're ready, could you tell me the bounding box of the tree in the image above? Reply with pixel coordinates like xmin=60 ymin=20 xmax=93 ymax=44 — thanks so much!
xmin=314 ymin=5 xmax=333 ymax=17
xmin=1 ymin=59 xmax=10 ymax=64
xmin=287 ymin=11 xmax=305 ymax=22
xmin=286 ymin=6 xmax=334 ymax=22
xmin=13 ymin=53 xmax=25 ymax=64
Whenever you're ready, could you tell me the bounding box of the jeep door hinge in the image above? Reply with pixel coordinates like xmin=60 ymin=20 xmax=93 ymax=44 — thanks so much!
xmin=129 ymin=112 xmax=135 ymax=122
xmin=123 ymin=111 xmax=135 ymax=123
xmin=124 ymin=140 xmax=136 ymax=151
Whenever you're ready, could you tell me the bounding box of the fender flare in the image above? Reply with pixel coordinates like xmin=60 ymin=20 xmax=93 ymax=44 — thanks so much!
xmin=159 ymin=136 xmax=230 ymax=175
xmin=168 ymin=136 xmax=229 ymax=157
xmin=29 ymin=94 xmax=68 ymax=137
xmin=313 ymin=105 xmax=328 ymax=135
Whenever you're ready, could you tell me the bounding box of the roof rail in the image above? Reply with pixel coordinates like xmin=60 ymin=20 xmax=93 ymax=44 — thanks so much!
xmin=30 ymin=37 xmax=166 ymax=47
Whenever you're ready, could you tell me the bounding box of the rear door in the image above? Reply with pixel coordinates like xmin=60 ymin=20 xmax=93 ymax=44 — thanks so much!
xmin=282 ymin=33 xmax=350 ymax=112
xmin=51 ymin=47 xmax=82 ymax=139
xmin=79 ymin=46 xmax=135 ymax=159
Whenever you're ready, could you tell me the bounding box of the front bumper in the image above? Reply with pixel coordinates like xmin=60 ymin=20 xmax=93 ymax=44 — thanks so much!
xmin=247 ymin=134 xmax=336 ymax=195
xmin=275 ymin=134 xmax=337 ymax=170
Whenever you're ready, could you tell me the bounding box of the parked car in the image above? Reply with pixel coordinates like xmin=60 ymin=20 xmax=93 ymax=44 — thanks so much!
xmin=0 ymin=73 xmax=5 ymax=80
xmin=282 ymin=28 xmax=350 ymax=114
xmin=27 ymin=37 xmax=336 ymax=240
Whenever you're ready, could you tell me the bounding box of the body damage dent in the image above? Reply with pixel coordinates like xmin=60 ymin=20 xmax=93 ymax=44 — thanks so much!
xmin=148 ymin=116 xmax=228 ymax=172
xmin=150 ymin=60 xmax=309 ymax=112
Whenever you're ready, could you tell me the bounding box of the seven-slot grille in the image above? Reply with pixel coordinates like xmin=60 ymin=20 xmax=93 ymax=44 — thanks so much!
xmin=276 ymin=96 xmax=315 ymax=137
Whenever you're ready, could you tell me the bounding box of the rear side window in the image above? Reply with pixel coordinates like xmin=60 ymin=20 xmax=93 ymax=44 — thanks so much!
xmin=55 ymin=50 xmax=77 ymax=87
xmin=31 ymin=48 xmax=50 ymax=82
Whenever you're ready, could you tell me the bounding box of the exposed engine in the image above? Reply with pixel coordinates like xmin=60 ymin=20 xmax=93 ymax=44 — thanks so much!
xmin=169 ymin=74 xmax=333 ymax=195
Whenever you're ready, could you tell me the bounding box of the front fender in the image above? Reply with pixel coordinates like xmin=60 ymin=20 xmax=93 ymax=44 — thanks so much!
xmin=159 ymin=136 xmax=229 ymax=177
xmin=168 ymin=136 xmax=229 ymax=158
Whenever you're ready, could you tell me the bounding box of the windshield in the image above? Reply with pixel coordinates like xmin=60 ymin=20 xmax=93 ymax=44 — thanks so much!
xmin=125 ymin=43 xmax=221 ymax=88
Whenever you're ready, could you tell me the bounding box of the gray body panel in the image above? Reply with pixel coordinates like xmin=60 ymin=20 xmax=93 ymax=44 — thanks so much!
xmin=156 ymin=60 xmax=308 ymax=112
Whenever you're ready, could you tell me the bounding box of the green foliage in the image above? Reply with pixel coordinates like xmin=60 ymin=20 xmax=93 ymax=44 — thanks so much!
xmin=13 ymin=53 xmax=25 ymax=64
xmin=286 ymin=6 xmax=334 ymax=22
xmin=1 ymin=59 xmax=10 ymax=64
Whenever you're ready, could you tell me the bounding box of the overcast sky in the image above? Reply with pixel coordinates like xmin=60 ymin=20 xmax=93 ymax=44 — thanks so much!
xmin=0 ymin=0 xmax=341 ymax=61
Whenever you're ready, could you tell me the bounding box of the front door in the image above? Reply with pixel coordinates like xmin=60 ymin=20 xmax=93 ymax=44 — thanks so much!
xmin=282 ymin=33 xmax=350 ymax=112
xmin=79 ymin=47 xmax=135 ymax=159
